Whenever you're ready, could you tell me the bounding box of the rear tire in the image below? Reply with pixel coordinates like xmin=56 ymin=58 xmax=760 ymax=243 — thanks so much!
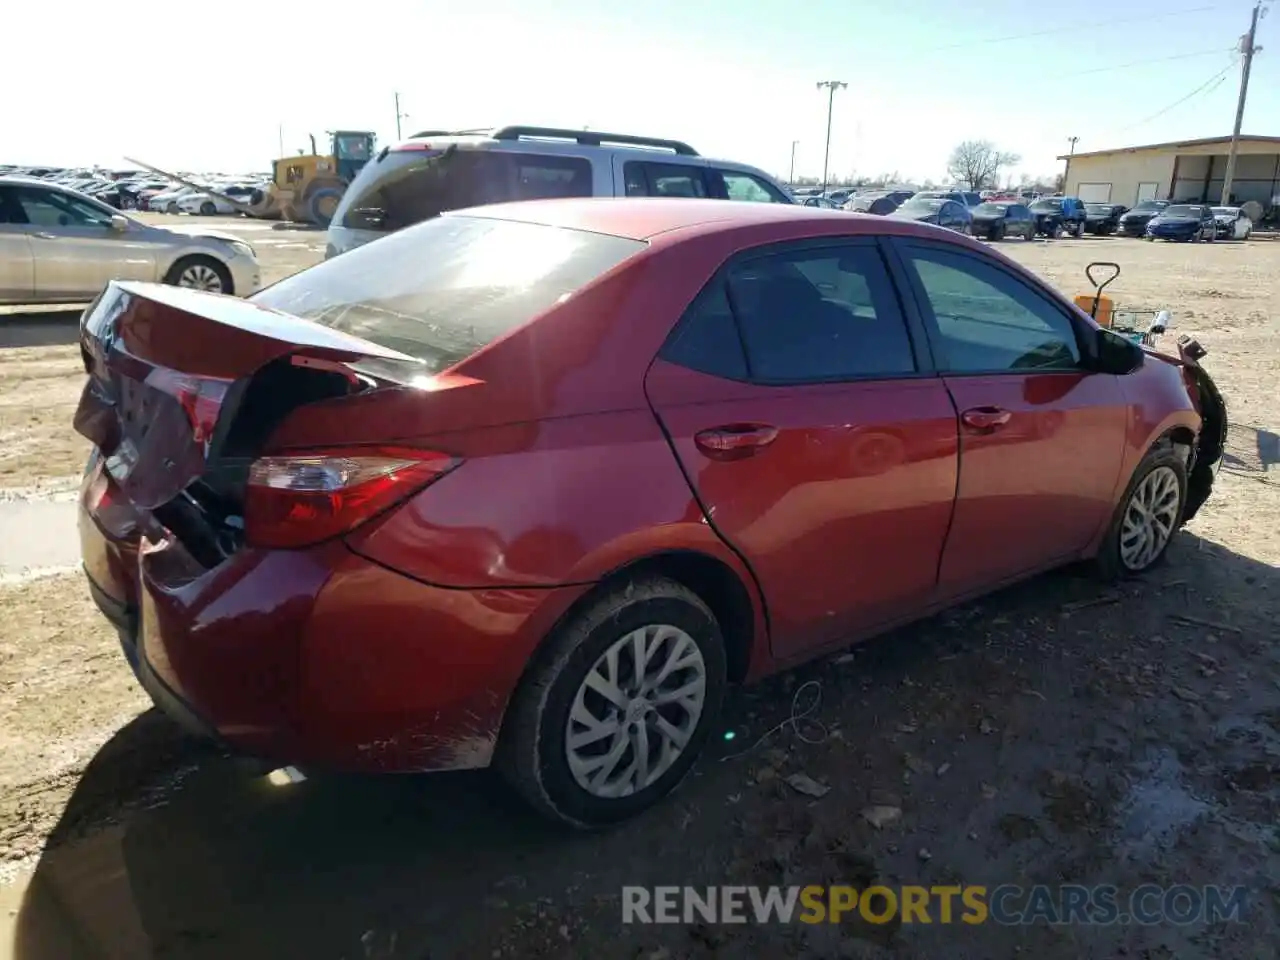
xmin=199 ymin=201 xmax=216 ymax=216
xmin=1093 ymin=442 xmax=1187 ymax=582
xmin=496 ymin=577 xmax=727 ymax=829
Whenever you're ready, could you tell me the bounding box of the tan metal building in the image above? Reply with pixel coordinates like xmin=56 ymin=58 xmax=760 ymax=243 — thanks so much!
xmin=1060 ymin=135 xmax=1280 ymax=207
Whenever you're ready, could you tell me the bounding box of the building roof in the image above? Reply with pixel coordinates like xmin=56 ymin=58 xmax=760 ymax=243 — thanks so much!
xmin=1058 ymin=134 xmax=1280 ymax=161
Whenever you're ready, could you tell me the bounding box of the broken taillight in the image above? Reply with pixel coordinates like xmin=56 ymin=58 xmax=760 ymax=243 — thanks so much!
xmin=144 ymin=368 xmax=232 ymax=448
xmin=243 ymin=446 xmax=459 ymax=549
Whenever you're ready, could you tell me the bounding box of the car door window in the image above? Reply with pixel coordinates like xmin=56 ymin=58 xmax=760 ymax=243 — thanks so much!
xmin=0 ymin=187 xmax=25 ymax=224
xmin=717 ymin=170 xmax=789 ymax=203
xmin=726 ymin=244 xmax=917 ymax=382
xmin=508 ymin=153 xmax=593 ymax=200
xmin=623 ymin=161 xmax=707 ymax=198
xmin=904 ymin=245 xmax=1081 ymax=373
xmin=14 ymin=188 xmax=113 ymax=228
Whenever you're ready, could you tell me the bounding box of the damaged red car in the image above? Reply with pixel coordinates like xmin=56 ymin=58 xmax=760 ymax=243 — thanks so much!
xmin=75 ymin=199 xmax=1226 ymax=828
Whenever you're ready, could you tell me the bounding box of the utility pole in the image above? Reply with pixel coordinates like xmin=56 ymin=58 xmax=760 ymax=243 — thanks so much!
xmin=815 ymin=80 xmax=847 ymax=194
xmin=277 ymin=123 xmax=284 ymax=158
xmin=790 ymin=140 xmax=799 ymax=184
xmin=1064 ymin=135 xmax=1079 ymax=192
xmin=394 ymin=92 xmax=408 ymax=141
xmin=1221 ymin=1 xmax=1267 ymax=205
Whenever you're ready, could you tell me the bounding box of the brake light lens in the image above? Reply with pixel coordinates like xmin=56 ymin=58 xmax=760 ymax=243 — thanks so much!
xmin=244 ymin=446 xmax=459 ymax=549
xmin=144 ymin=368 xmax=231 ymax=450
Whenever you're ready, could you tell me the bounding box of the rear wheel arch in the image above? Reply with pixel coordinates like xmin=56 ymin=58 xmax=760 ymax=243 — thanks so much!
xmin=520 ymin=549 xmax=761 ymax=692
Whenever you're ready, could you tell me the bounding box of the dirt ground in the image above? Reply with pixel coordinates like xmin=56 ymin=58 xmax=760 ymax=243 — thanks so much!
xmin=0 ymin=225 xmax=1277 ymax=959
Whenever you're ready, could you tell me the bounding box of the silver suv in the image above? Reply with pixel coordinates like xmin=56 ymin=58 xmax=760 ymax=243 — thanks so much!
xmin=325 ymin=125 xmax=794 ymax=258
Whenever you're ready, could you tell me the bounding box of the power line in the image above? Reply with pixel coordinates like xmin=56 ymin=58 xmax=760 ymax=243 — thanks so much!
xmin=1063 ymin=47 xmax=1234 ymax=78
xmin=924 ymin=4 xmax=1227 ymax=51
xmin=1108 ymin=58 xmax=1240 ymax=137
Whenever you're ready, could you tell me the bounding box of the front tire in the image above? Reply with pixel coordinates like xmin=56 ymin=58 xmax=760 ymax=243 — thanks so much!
xmin=497 ymin=577 xmax=727 ymax=829
xmin=1093 ymin=442 xmax=1187 ymax=581
xmin=164 ymin=255 xmax=233 ymax=295
xmin=199 ymin=201 xmax=216 ymax=216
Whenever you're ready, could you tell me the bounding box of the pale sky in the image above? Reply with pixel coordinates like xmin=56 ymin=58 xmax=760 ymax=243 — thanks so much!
xmin=3 ymin=0 xmax=1274 ymax=183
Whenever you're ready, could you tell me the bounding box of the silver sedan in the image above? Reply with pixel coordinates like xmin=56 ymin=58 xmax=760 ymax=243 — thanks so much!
xmin=0 ymin=176 xmax=261 ymax=305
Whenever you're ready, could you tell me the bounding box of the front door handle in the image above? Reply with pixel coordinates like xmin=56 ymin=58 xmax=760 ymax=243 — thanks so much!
xmin=694 ymin=423 xmax=779 ymax=460
xmin=961 ymin=406 xmax=1012 ymax=431
xmin=31 ymin=232 xmax=59 ymax=241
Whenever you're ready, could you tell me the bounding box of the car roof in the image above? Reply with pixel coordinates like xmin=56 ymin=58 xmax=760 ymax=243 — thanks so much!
xmin=445 ymin=197 xmax=962 ymax=243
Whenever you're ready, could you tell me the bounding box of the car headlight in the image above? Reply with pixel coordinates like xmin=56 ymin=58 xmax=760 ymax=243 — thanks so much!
xmin=228 ymin=240 xmax=255 ymax=259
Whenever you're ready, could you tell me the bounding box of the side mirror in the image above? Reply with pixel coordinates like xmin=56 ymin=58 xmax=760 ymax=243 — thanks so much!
xmin=1093 ymin=327 xmax=1144 ymax=375
xmin=109 ymin=215 xmax=128 ymax=232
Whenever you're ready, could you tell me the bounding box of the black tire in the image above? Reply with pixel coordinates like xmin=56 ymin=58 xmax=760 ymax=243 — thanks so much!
xmin=200 ymin=201 xmax=216 ymax=216
xmin=497 ymin=576 xmax=727 ymax=829
xmin=992 ymin=223 xmax=1006 ymax=241
xmin=163 ymin=255 xmax=233 ymax=295
xmin=1093 ymin=441 xmax=1188 ymax=582
xmin=1074 ymin=220 xmax=1086 ymax=238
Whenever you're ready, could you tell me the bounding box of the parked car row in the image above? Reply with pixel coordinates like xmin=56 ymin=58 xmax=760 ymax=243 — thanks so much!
xmin=0 ymin=164 xmax=269 ymax=217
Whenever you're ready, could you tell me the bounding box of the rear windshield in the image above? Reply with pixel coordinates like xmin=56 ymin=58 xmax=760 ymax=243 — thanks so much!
xmin=900 ymin=199 xmax=944 ymax=212
xmin=341 ymin=147 xmax=594 ymax=232
xmin=974 ymin=203 xmax=1009 ymax=214
xmin=252 ymin=215 xmax=645 ymax=379
xmin=1085 ymin=203 xmax=1113 ymax=213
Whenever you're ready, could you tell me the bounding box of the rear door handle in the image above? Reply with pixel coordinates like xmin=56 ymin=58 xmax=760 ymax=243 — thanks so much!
xmin=961 ymin=406 xmax=1012 ymax=431
xmin=694 ymin=423 xmax=779 ymax=460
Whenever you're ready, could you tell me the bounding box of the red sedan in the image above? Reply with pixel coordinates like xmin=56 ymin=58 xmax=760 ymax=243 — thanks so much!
xmin=75 ymin=199 xmax=1226 ymax=827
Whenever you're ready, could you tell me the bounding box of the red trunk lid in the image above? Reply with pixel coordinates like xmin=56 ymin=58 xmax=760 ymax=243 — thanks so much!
xmin=75 ymin=281 xmax=419 ymax=510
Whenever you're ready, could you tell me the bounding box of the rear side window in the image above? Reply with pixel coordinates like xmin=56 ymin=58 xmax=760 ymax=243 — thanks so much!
xmin=660 ymin=280 xmax=748 ymax=380
xmin=509 ymin=154 xmax=593 ymax=200
xmin=726 ymin=244 xmax=917 ymax=382
xmin=623 ymin=161 xmax=708 ymax=198
xmin=252 ymin=215 xmax=645 ymax=378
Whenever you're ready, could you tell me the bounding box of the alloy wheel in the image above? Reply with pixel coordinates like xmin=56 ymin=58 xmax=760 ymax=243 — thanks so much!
xmin=565 ymin=624 xmax=707 ymax=799
xmin=177 ymin=263 xmax=223 ymax=293
xmin=1119 ymin=465 xmax=1181 ymax=571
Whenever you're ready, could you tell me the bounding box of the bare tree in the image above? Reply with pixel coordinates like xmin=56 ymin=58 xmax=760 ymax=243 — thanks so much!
xmin=946 ymin=141 xmax=1021 ymax=190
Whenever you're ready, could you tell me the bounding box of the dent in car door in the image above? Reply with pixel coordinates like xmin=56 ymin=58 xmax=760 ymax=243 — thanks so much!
xmin=645 ymin=240 xmax=959 ymax=660
xmin=896 ymin=240 xmax=1128 ymax=596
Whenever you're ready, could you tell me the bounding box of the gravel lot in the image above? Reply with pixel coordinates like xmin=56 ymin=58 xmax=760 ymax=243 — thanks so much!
xmin=0 ymin=217 xmax=1276 ymax=960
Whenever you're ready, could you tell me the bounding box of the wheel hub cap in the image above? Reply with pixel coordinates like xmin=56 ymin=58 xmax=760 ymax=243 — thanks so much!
xmin=565 ymin=624 xmax=707 ymax=799
xmin=1119 ymin=465 xmax=1180 ymax=570
xmin=179 ymin=265 xmax=222 ymax=292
